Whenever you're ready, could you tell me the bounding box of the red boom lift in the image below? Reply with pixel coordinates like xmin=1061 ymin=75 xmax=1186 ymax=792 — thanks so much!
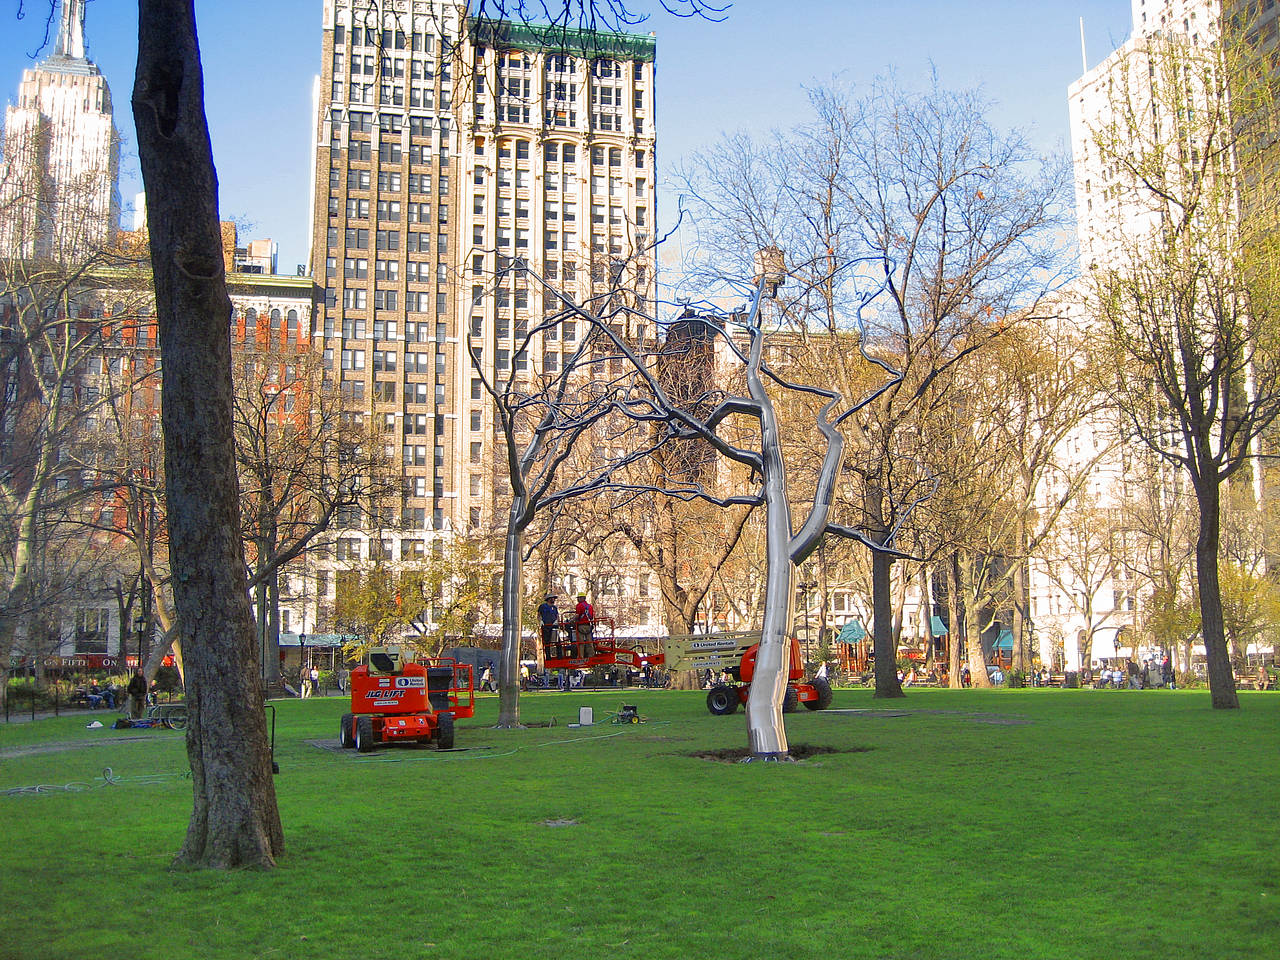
xmin=540 ymin=620 xmax=834 ymax=717
xmin=339 ymin=647 xmax=474 ymax=753
xmin=540 ymin=616 xmax=662 ymax=673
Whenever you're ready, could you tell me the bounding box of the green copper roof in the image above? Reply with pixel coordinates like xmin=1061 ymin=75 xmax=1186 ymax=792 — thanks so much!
xmin=468 ymin=17 xmax=656 ymax=62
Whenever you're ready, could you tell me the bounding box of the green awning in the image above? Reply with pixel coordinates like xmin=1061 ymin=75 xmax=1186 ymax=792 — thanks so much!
xmin=992 ymin=628 xmax=1013 ymax=650
xmin=468 ymin=17 xmax=657 ymax=61
xmin=931 ymin=616 xmax=948 ymax=637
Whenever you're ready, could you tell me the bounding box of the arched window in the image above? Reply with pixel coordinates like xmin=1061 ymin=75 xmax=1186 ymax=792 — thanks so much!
xmin=270 ymin=308 xmax=282 ymax=332
xmin=286 ymin=309 xmax=299 ymax=339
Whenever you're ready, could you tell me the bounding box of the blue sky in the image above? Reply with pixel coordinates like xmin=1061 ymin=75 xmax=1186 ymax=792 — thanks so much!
xmin=1 ymin=1 xmax=1134 ymax=271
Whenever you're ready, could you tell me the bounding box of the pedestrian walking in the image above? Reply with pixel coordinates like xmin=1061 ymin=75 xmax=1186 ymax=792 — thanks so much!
xmin=126 ymin=669 xmax=148 ymax=719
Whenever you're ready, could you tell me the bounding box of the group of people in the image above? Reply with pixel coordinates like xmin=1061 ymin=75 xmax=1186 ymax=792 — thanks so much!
xmin=297 ymin=665 xmax=321 ymax=698
xmin=82 ymin=681 xmax=117 ymax=710
xmin=78 ymin=669 xmax=152 ymax=718
xmin=537 ymin=592 xmax=597 ymax=660
xmin=1086 ymin=657 xmax=1175 ymax=690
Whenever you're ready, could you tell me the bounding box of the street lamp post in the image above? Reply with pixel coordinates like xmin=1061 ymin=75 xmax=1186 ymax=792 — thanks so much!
xmin=133 ymin=615 xmax=146 ymax=671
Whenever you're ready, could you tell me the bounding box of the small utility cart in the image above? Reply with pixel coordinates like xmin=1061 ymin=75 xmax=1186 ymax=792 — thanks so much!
xmin=339 ymin=647 xmax=474 ymax=753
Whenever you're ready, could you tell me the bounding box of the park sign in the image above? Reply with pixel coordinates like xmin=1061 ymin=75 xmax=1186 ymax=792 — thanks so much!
xmin=664 ymin=632 xmax=762 ymax=672
xmin=7 ymin=654 xmax=176 ymax=670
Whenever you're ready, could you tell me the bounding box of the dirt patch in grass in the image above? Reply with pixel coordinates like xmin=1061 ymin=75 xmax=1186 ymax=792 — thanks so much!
xmin=690 ymin=743 xmax=871 ymax=763
xmin=540 ymin=818 xmax=579 ymax=827
xmin=0 ymin=734 xmax=180 ymax=759
xmin=821 ymin=708 xmax=1031 ymax=725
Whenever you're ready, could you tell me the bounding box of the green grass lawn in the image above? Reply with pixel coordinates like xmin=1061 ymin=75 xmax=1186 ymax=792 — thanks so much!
xmin=1 ymin=688 xmax=1276 ymax=960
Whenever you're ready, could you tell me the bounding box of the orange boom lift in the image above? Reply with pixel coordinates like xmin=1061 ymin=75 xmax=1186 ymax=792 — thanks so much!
xmin=339 ymin=647 xmax=475 ymax=753
xmin=664 ymin=633 xmax=834 ymax=715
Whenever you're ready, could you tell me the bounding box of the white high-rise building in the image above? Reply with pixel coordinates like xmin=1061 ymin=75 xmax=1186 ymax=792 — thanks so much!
xmin=1032 ymin=0 xmax=1280 ymax=672
xmin=1070 ymin=1 xmax=1219 ymax=268
xmin=0 ymin=0 xmax=120 ymax=261
xmin=1026 ymin=2 xmax=1219 ymax=672
xmin=307 ymin=1 xmax=661 ymax=637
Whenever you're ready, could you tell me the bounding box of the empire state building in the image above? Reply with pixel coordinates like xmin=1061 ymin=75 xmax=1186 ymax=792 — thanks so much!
xmin=0 ymin=0 xmax=121 ymax=261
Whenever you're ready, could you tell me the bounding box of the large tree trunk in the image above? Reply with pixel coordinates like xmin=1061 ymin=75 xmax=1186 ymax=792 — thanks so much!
xmin=1192 ymin=479 xmax=1238 ymax=709
xmin=871 ymin=547 xmax=904 ymax=697
xmin=1078 ymin=626 xmax=1095 ymax=675
xmin=1011 ymin=546 xmax=1028 ymax=674
xmin=948 ymin=552 xmax=964 ymax=688
xmin=142 ymin=573 xmax=184 ymax=684
xmin=134 ymin=0 xmax=282 ymax=869
xmin=959 ymin=554 xmax=993 ymax=688
xmin=919 ymin=563 xmax=936 ymax=659
xmin=890 ymin=563 xmax=906 ymax=649
xmin=254 ymin=568 xmax=269 ymax=685
xmin=267 ymin=566 xmax=281 ymax=685
xmin=659 ymin=588 xmax=701 ymax=691
xmin=864 ymin=483 xmax=903 ymax=698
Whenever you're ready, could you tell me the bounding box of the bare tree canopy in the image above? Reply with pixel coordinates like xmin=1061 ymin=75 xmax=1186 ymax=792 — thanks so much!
xmin=680 ymin=77 xmax=1071 ymax=697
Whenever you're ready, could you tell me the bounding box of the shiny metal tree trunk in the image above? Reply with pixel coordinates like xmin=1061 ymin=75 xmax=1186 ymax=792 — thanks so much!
xmin=742 ymin=324 xmax=794 ymax=759
xmin=496 ymin=495 xmax=527 ymax=727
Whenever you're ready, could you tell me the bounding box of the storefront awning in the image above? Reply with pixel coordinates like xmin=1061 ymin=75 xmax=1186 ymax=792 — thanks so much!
xmin=279 ymin=633 xmax=350 ymax=648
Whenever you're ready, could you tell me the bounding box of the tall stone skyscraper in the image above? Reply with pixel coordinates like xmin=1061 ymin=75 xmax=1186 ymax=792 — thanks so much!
xmin=0 ymin=0 xmax=121 ymax=261
xmin=309 ymin=0 xmax=657 ymax=584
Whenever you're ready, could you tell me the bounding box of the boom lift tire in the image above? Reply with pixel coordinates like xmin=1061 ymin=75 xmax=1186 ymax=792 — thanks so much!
xmin=706 ymin=685 xmax=739 ymax=715
xmin=339 ymin=713 xmax=355 ymax=748
xmin=803 ymin=676 xmax=834 ymax=711
xmin=355 ymin=716 xmax=375 ymax=753
xmin=436 ymin=712 xmax=455 ymax=750
xmin=782 ymin=686 xmax=798 ymax=713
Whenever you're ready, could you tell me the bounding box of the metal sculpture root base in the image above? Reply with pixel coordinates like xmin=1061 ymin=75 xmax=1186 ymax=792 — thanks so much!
xmin=740 ymin=751 xmax=795 ymax=763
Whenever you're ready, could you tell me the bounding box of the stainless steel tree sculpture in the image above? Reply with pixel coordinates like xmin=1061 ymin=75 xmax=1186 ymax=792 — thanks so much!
xmin=476 ymin=247 xmax=920 ymax=757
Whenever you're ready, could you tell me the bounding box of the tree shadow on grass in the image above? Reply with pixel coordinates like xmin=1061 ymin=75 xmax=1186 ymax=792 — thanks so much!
xmin=689 ymin=744 xmax=872 ymax=763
